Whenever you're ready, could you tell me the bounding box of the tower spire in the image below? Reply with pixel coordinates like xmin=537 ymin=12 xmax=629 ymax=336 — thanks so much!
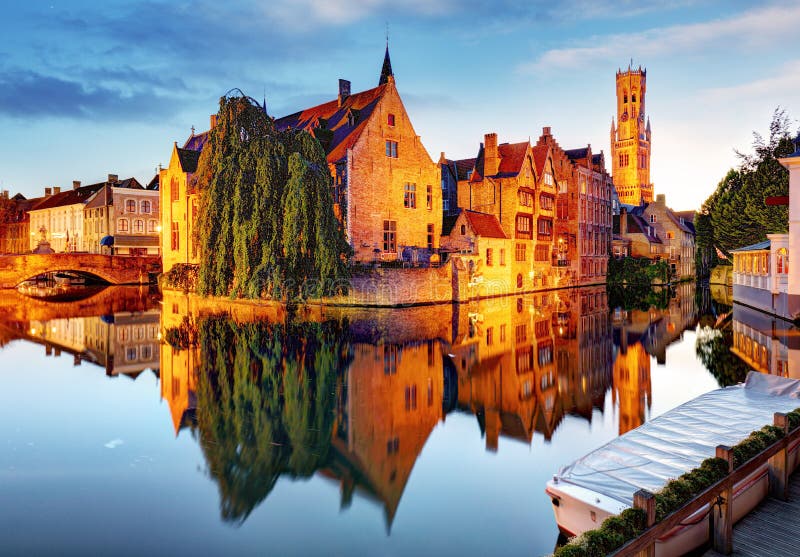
xmin=379 ymin=25 xmax=394 ymax=85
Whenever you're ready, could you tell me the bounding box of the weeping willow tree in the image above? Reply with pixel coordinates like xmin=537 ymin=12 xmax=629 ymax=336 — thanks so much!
xmin=196 ymin=316 xmax=352 ymax=524
xmin=194 ymin=94 xmax=351 ymax=300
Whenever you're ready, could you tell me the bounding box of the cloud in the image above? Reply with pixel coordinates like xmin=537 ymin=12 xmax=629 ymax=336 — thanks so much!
xmin=700 ymin=59 xmax=800 ymax=104
xmin=0 ymin=69 xmax=180 ymax=121
xmin=522 ymin=3 xmax=800 ymax=72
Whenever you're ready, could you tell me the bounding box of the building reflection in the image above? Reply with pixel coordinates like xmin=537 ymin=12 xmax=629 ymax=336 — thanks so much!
xmin=730 ymin=303 xmax=800 ymax=379
xmin=0 ymin=283 xmax=705 ymax=530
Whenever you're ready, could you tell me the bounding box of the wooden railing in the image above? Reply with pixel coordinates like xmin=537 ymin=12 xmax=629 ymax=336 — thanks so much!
xmin=610 ymin=412 xmax=798 ymax=557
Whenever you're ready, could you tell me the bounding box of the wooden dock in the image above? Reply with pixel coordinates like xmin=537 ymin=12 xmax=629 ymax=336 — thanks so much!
xmin=705 ymin=471 xmax=800 ymax=557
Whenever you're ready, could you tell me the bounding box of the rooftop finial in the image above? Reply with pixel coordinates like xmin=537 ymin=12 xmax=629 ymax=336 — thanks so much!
xmin=379 ymin=27 xmax=394 ymax=85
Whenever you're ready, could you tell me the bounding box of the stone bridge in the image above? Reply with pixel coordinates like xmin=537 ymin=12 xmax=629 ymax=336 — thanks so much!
xmin=0 ymin=254 xmax=162 ymax=289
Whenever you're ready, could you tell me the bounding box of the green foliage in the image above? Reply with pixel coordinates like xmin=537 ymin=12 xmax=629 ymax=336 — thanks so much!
xmin=694 ymin=211 xmax=718 ymax=278
xmin=695 ymin=322 xmax=750 ymax=387
xmin=608 ymin=257 xmax=670 ymax=288
xmin=160 ymin=263 xmax=198 ymax=293
xmin=607 ymin=283 xmax=671 ymax=312
xmin=702 ymin=108 xmax=796 ymax=258
xmin=195 ymin=95 xmax=351 ymax=301
xmin=163 ymin=315 xmax=197 ymax=350
xmin=732 ymin=425 xmax=785 ymax=468
xmin=195 ymin=315 xmax=352 ymax=523
xmin=787 ymin=408 xmax=800 ymax=430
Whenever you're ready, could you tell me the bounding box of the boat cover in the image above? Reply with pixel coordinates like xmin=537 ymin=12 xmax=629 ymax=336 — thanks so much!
xmin=553 ymin=372 xmax=800 ymax=506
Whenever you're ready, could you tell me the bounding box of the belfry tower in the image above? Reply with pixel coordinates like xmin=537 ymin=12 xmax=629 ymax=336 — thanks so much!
xmin=611 ymin=64 xmax=652 ymax=205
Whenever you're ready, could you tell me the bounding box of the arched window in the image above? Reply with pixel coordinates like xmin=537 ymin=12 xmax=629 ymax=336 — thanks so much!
xmin=126 ymin=199 xmax=136 ymax=213
xmin=134 ymin=219 xmax=144 ymax=233
xmin=118 ymin=218 xmax=129 ymax=232
xmin=632 ymin=93 xmax=637 ymax=103
xmin=141 ymin=200 xmax=151 ymax=213
xmin=623 ymin=90 xmax=628 ymax=103
xmin=148 ymin=220 xmax=156 ymax=233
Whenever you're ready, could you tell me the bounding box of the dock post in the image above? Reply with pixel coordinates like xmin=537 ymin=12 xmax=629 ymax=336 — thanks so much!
xmin=712 ymin=445 xmax=734 ymax=555
xmin=769 ymin=413 xmax=790 ymax=501
xmin=633 ymin=489 xmax=656 ymax=557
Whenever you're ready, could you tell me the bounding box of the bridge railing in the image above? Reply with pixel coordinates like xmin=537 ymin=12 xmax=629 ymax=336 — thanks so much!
xmin=609 ymin=412 xmax=798 ymax=557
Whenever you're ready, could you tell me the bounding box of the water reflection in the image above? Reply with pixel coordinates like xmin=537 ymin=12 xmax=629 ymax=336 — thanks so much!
xmin=4 ymin=281 xmax=791 ymax=543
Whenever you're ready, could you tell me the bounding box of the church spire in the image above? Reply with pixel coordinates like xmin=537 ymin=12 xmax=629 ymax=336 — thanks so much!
xmin=379 ymin=32 xmax=393 ymax=85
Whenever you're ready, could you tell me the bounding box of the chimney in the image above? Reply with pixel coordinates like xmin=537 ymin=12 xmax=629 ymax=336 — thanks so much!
xmin=542 ymin=126 xmax=552 ymax=137
xmin=484 ymin=133 xmax=499 ymax=177
xmin=44 ymin=187 xmax=52 ymax=197
xmin=108 ymin=174 xmax=118 ymax=184
xmin=72 ymin=180 xmax=81 ymax=190
xmin=338 ymin=79 xmax=351 ymax=107
xmin=210 ymin=114 xmax=217 ymax=129
xmin=620 ymin=207 xmax=627 ymax=236
xmin=53 ymin=186 xmax=61 ymax=195
xmin=1 ymin=190 xmax=7 ymax=199
xmin=656 ymin=193 xmax=665 ymax=206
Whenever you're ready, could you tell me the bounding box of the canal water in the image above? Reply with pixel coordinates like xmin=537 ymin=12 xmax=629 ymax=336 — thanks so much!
xmin=0 ymin=282 xmax=782 ymax=556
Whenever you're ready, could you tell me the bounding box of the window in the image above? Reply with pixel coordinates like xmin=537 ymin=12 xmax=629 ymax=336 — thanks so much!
xmin=170 ymin=177 xmax=179 ymax=202
xmin=500 ymin=324 xmax=506 ymax=342
xmin=118 ymin=218 xmax=129 ymax=232
xmin=537 ymin=218 xmax=552 ymax=238
xmin=171 ymin=221 xmax=179 ymax=251
xmin=516 ymin=214 xmax=532 ymax=239
xmin=539 ymin=194 xmax=554 ymax=211
xmin=632 ymin=93 xmax=637 ymax=103
xmin=649 ymin=214 xmax=656 ymax=223
xmin=624 ymin=90 xmax=628 ymax=103
xmin=426 ymin=185 xmax=432 ymax=210
xmin=544 ymin=172 xmax=554 ymax=186
xmin=460 ymin=224 xmax=466 ymax=235
xmin=148 ymin=220 xmax=156 ymax=233
xmin=486 ymin=327 xmax=494 ymax=346
xmin=404 ymin=183 xmax=416 ymax=208
xmin=515 ymin=243 xmax=526 ymax=262
xmin=404 ymin=385 xmax=417 ymax=411
xmin=427 ymin=224 xmax=434 ymax=250
xmin=500 ymin=248 xmax=506 ymax=266
xmin=126 ymin=347 xmax=137 ymax=362
xmin=387 ymin=113 xmax=395 ymax=126
xmin=778 ymin=248 xmax=788 ymax=274
xmin=141 ymin=200 xmax=151 ymax=213
xmin=384 ymin=346 xmax=398 ymax=374
xmin=486 ymin=248 xmax=493 ymax=266
xmin=666 ymin=231 xmax=674 ymax=239
xmin=385 ymin=140 xmax=398 ymax=158
xmin=519 ymin=191 xmax=533 ymax=207
xmin=126 ymin=199 xmax=136 ymax=213
xmin=535 ymin=244 xmax=549 ymax=261
xmin=133 ymin=219 xmax=144 ymax=233
xmin=383 ymin=220 xmax=396 ymax=252
xmin=387 ymin=437 xmax=400 ymax=455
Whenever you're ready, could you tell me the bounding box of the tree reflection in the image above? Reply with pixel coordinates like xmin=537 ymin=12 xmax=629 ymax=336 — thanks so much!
xmin=196 ymin=317 xmax=351 ymax=523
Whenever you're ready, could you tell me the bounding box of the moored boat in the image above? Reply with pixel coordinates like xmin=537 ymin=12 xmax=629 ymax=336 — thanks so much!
xmin=546 ymin=372 xmax=800 ymax=556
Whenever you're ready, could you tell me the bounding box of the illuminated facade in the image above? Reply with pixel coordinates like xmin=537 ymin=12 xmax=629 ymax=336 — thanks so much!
xmin=611 ymin=65 xmax=652 ymax=205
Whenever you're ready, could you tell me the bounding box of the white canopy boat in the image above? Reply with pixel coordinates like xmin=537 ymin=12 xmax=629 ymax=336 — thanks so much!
xmin=546 ymin=372 xmax=800 ymax=556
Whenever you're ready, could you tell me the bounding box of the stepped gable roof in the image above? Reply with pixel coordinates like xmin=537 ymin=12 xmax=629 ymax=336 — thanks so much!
xmin=532 ymin=144 xmax=550 ymax=176
xmin=274 ymin=83 xmax=389 ymax=164
xmin=497 ymin=141 xmax=529 ymax=177
xmin=462 ymin=209 xmax=508 ymax=239
xmin=183 ymin=130 xmax=209 ymax=152
xmin=177 ymin=148 xmax=202 ymax=173
xmin=31 ymin=182 xmax=107 ymax=211
xmin=731 ymin=239 xmax=771 ymax=252
xmin=592 ymin=153 xmax=604 ymax=166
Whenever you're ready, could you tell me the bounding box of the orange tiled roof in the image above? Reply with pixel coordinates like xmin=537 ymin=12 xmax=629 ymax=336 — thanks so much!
xmin=532 ymin=144 xmax=550 ymax=176
xmin=463 ymin=209 xmax=508 ymax=239
xmin=274 ymin=84 xmax=389 ymax=163
xmin=497 ymin=142 xmax=529 ymax=176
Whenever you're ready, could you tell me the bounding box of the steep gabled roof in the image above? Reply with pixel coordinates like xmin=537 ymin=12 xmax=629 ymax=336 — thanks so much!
xmin=462 ymin=209 xmax=508 ymax=239
xmin=497 ymin=142 xmax=529 ymax=177
xmin=274 ymin=84 xmax=389 ymax=164
xmin=183 ymin=131 xmax=209 ymax=152
xmin=452 ymin=158 xmax=476 ymax=181
xmin=626 ymin=213 xmax=662 ymax=243
xmin=177 ymin=148 xmax=202 ymax=173
xmin=532 ymin=144 xmax=550 ymax=176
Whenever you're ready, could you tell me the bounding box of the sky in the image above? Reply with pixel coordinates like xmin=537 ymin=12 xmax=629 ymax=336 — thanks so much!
xmin=1 ymin=0 xmax=799 ymax=211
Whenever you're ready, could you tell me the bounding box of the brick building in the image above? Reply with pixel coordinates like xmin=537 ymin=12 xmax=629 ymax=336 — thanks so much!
xmin=611 ymin=64 xmax=653 ymax=205
xmin=0 ymin=192 xmax=43 ymax=254
xmin=275 ymin=48 xmax=441 ymax=263
xmin=640 ymin=194 xmax=695 ymax=279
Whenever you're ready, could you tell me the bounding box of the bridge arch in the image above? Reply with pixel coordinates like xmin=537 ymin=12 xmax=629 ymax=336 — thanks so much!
xmin=0 ymin=254 xmax=161 ymax=289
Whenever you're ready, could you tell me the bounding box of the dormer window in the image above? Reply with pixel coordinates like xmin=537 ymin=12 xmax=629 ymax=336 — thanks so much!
xmin=649 ymin=214 xmax=656 ymax=223
xmin=347 ymin=111 xmax=355 ymax=127
xmin=467 ymin=170 xmax=473 ymax=179
xmin=387 ymin=114 xmax=395 ymax=126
